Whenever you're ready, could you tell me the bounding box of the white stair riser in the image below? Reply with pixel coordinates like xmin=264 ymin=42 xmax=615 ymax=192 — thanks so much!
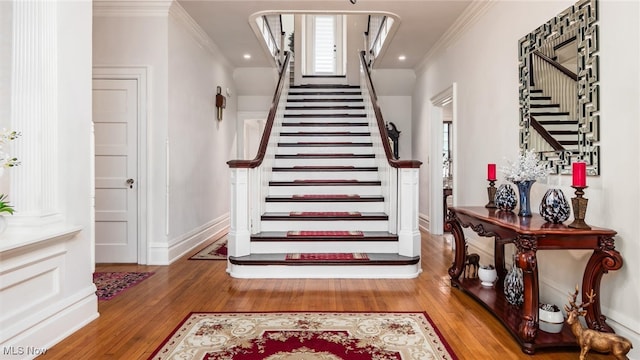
xmin=283 ymin=117 xmax=365 ymax=123
xmin=281 ymin=126 xmax=368 ymax=133
xmin=260 ymin=219 xmax=389 ymax=232
xmin=287 ymin=101 xmax=364 ymax=107
xmin=277 ymin=136 xmax=371 ymax=143
xmin=529 ymin=99 xmax=552 ymax=105
xmin=264 ymin=201 xmax=384 ymax=213
xmin=273 ymin=158 xmax=376 ymax=167
xmin=540 ymin=123 xmax=578 ymax=132
xmin=550 ymin=134 xmax=578 ymax=142
xmin=275 ymin=146 xmax=373 ymax=155
xmin=285 ymin=109 xmax=365 ymax=116
xmin=531 ymin=106 xmax=560 ymax=112
xmin=531 ymin=114 xmax=570 ymax=121
xmin=268 ymin=186 xmax=382 ymax=196
xmin=250 ymin=241 xmax=397 ymax=254
xmin=289 ymin=88 xmax=360 ymax=94
xmin=270 ymin=171 xmax=379 ymax=181
xmin=287 ymin=94 xmax=363 ymax=101
xmin=227 ymin=264 xmax=421 ymax=279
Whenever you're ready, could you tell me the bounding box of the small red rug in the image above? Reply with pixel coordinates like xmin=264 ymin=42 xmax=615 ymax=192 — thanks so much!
xmin=286 ymin=253 xmax=369 ymax=260
xmin=287 ymin=230 xmax=364 ymax=237
xmin=148 ymin=312 xmax=457 ymax=360
xmin=93 ymin=272 xmax=154 ymax=301
xmin=290 ymin=211 xmax=362 ymax=216
xmin=292 ymin=194 xmax=360 ymax=199
xmin=189 ymin=236 xmax=227 ymax=260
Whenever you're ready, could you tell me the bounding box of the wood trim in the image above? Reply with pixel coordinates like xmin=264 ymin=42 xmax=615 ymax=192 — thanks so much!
xmin=359 ymin=51 xmax=422 ymax=169
xmin=227 ymin=52 xmax=291 ymax=169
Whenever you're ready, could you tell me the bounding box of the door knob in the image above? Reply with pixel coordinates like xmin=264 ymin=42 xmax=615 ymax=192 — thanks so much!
xmin=126 ymin=178 xmax=135 ymax=189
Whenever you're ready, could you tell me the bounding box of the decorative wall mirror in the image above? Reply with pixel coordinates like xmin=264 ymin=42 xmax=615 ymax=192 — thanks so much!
xmin=518 ymin=0 xmax=599 ymax=175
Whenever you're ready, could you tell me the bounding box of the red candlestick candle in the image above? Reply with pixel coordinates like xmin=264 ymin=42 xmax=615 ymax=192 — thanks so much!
xmin=487 ymin=163 xmax=497 ymax=181
xmin=572 ymin=162 xmax=587 ymax=187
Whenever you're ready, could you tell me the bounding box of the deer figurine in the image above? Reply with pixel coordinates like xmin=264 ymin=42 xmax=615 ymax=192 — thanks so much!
xmin=564 ymin=285 xmax=633 ymax=360
xmin=463 ymin=244 xmax=480 ymax=279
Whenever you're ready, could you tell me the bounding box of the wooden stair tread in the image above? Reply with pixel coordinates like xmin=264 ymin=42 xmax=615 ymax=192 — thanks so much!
xmin=282 ymin=122 xmax=368 ymax=127
xmin=261 ymin=212 xmax=388 ymax=220
xmin=275 ymin=154 xmax=375 ymax=159
xmin=284 ymin=114 xmax=366 ymax=118
xmin=252 ymin=231 xmax=397 ymax=241
xmin=228 ymin=253 xmax=419 ymax=266
xmin=272 ymin=166 xmax=377 ymax=172
xmin=279 ymin=132 xmax=371 ymax=136
xmin=287 ymin=98 xmax=362 ymax=103
xmin=269 ymin=180 xmax=381 ymax=186
xmin=277 ymin=142 xmax=373 ymax=147
xmin=265 ymin=195 xmax=383 ymax=202
xmin=290 ymin=84 xmax=360 ymax=89
xmin=286 ymin=105 xmax=365 ymax=110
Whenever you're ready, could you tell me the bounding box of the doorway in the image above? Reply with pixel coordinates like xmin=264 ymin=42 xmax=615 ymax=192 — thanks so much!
xmin=430 ymin=84 xmax=457 ymax=235
xmin=92 ymin=67 xmax=148 ymax=264
xmin=303 ymin=14 xmax=345 ymax=76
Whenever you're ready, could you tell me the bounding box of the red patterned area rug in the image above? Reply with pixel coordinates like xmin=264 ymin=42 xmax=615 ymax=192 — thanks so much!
xmin=190 ymin=237 xmax=227 ymax=260
xmin=149 ymin=312 xmax=457 ymax=360
xmin=93 ymin=272 xmax=154 ymax=301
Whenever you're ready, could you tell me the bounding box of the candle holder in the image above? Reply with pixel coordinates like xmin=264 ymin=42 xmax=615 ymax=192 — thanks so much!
xmin=568 ymin=186 xmax=591 ymax=229
xmin=485 ymin=180 xmax=497 ymax=208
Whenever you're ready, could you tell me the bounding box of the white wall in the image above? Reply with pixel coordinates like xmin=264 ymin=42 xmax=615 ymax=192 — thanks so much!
xmin=413 ymin=0 xmax=640 ymax=354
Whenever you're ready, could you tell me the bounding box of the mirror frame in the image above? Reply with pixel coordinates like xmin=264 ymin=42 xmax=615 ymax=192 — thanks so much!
xmin=518 ymin=0 xmax=599 ymax=175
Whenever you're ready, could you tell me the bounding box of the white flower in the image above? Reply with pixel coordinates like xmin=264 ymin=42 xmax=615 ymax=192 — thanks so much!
xmin=500 ymin=149 xmax=548 ymax=182
xmin=0 ymin=129 xmax=21 ymax=172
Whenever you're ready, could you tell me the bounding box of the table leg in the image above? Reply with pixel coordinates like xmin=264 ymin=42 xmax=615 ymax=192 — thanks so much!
xmin=446 ymin=215 xmax=466 ymax=283
xmin=516 ymin=235 xmax=539 ymax=344
xmin=582 ymin=237 xmax=623 ymax=332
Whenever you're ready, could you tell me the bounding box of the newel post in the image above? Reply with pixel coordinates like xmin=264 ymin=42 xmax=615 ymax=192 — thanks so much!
xmin=229 ymin=168 xmax=251 ymax=257
xmin=397 ymin=168 xmax=421 ymax=257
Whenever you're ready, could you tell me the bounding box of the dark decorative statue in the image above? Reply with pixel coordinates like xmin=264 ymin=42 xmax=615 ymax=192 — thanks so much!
xmin=386 ymin=122 xmax=400 ymax=159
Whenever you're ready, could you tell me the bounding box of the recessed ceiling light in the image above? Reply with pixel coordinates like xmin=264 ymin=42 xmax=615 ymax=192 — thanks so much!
xmin=243 ymin=54 xmax=251 ymax=59
xmin=398 ymin=55 xmax=406 ymax=61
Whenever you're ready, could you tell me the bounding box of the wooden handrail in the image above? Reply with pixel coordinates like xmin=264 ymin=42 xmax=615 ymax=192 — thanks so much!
xmin=227 ymin=52 xmax=291 ymax=169
xmin=532 ymin=50 xmax=577 ymax=81
xmin=359 ymin=51 xmax=421 ymax=169
xmin=529 ymin=116 xmax=565 ymax=151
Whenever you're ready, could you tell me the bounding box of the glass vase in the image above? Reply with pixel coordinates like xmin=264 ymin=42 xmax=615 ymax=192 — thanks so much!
xmin=494 ymin=184 xmax=517 ymax=212
xmin=503 ymin=254 xmax=524 ymax=307
xmin=514 ymin=180 xmax=535 ymax=217
xmin=539 ymin=188 xmax=571 ymax=223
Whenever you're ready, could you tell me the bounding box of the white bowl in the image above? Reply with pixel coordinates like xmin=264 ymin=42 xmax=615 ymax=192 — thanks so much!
xmin=539 ymin=304 xmax=564 ymax=333
xmin=478 ymin=266 xmax=497 ymax=287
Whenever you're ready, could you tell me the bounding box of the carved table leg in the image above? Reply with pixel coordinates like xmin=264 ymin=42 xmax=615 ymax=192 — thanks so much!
xmin=582 ymin=236 xmax=623 ymax=332
xmin=446 ymin=212 xmax=466 ymax=284
xmin=516 ymin=235 xmax=539 ymax=348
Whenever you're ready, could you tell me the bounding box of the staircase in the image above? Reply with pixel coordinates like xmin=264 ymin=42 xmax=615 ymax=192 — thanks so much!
xmin=529 ymin=89 xmax=579 ymax=153
xmin=227 ymin=68 xmax=422 ymax=278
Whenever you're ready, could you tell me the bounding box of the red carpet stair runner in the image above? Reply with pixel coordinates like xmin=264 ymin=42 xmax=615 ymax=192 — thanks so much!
xmin=228 ymin=84 xmax=419 ymax=276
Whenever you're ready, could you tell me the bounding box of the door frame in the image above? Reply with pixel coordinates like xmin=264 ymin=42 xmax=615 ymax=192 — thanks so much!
xmin=303 ymin=14 xmax=345 ymax=76
xmin=429 ymin=83 xmax=457 ymax=235
xmin=92 ymin=66 xmax=149 ymax=264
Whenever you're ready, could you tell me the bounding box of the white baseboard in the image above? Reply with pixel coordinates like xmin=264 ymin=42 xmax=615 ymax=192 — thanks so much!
xmin=148 ymin=214 xmax=229 ymax=265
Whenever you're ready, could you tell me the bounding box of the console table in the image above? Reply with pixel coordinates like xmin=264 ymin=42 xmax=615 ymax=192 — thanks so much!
xmin=446 ymin=206 xmax=623 ymax=354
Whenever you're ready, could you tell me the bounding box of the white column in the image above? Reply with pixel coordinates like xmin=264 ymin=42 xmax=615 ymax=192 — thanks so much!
xmin=10 ymin=0 xmax=60 ymax=225
xmin=228 ymin=168 xmax=251 ymax=258
xmin=397 ymin=168 xmax=421 ymax=257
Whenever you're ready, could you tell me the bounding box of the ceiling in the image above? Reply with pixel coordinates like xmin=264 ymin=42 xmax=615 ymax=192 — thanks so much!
xmin=177 ymin=0 xmax=473 ymax=69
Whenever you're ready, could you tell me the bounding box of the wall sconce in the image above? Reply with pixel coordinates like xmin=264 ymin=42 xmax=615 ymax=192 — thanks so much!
xmin=215 ymin=86 xmax=226 ymax=121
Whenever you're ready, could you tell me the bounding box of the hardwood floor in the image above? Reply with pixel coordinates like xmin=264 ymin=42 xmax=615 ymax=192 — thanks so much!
xmin=39 ymin=231 xmax=611 ymax=360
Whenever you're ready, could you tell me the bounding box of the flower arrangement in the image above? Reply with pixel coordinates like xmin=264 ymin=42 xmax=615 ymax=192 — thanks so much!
xmin=0 ymin=128 xmax=21 ymax=215
xmin=500 ymin=149 xmax=548 ymax=183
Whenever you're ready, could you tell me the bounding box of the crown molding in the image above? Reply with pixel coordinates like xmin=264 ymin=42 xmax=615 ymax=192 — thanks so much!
xmin=168 ymin=3 xmax=232 ymax=70
xmin=93 ymin=0 xmax=173 ymax=17
xmin=415 ymin=0 xmax=496 ymax=74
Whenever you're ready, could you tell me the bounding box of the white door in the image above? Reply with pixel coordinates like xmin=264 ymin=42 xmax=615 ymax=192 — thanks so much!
xmin=93 ymin=79 xmax=138 ymax=263
xmin=304 ymin=14 xmax=345 ymax=76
